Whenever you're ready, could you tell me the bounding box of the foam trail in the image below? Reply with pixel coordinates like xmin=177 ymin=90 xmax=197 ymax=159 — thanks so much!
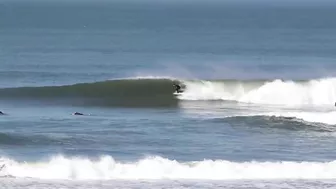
xmin=262 ymin=111 xmax=336 ymax=125
xmin=1 ymin=156 xmax=336 ymax=180
xmin=179 ymin=78 xmax=336 ymax=106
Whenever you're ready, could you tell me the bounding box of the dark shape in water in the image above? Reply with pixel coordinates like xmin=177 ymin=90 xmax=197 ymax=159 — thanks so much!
xmin=73 ymin=112 xmax=84 ymax=116
xmin=0 ymin=164 xmax=5 ymax=171
xmin=0 ymin=111 xmax=5 ymax=115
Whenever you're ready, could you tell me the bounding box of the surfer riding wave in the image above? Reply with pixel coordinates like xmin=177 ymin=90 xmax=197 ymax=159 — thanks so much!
xmin=173 ymin=83 xmax=183 ymax=93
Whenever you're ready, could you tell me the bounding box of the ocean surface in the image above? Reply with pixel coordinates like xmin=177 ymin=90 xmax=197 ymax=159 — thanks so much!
xmin=1 ymin=1 xmax=336 ymax=188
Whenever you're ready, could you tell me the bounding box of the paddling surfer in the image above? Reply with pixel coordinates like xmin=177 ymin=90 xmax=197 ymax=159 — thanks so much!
xmin=72 ymin=112 xmax=84 ymax=116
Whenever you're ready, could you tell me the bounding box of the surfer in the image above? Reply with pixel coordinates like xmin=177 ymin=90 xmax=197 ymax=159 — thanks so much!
xmin=0 ymin=164 xmax=5 ymax=171
xmin=72 ymin=112 xmax=84 ymax=116
xmin=173 ymin=83 xmax=183 ymax=93
xmin=0 ymin=111 xmax=4 ymax=115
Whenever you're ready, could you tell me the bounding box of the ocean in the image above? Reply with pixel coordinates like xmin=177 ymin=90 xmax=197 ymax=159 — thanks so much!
xmin=1 ymin=1 xmax=336 ymax=188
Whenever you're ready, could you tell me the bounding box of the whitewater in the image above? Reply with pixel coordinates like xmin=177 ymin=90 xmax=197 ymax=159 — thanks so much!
xmin=177 ymin=77 xmax=336 ymax=107
xmin=133 ymin=76 xmax=336 ymax=125
xmin=2 ymin=155 xmax=336 ymax=180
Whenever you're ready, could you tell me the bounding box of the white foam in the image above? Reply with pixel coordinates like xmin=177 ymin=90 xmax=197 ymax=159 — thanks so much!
xmin=263 ymin=111 xmax=336 ymax=125
xmin=178 ymin=78 xmax=336 ymax=106
xmin=1 ymin=155 xmax=336 ymax=180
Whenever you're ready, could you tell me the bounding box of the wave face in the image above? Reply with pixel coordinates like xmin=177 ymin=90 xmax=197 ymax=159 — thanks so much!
xmin=178 ymin=78 xmax=336 ymax=106
xmin=1 ymin=155 xmax=336 ymax=180
xmin=0 ymin=78 xmax=179 ymax=107
xmin=1 ymin=77 xmax=336 ymax=107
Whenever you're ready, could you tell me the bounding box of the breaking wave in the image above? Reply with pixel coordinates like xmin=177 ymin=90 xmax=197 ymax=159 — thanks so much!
xmin=1 ymin=155 xmax=336 ymax=180
xmin=1 ymin=77 xmax=336 ymax=107
xmin=178 ymin=77 xmax=336 ymax=106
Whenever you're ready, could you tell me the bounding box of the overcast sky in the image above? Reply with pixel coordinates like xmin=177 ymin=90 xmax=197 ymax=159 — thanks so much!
xmin=1 ymin=0 xmax=335 ymax=2
xmin=1 ymin=0 xmax=335 ymax=6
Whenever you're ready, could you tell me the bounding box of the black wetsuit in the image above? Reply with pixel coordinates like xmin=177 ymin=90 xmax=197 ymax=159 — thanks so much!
xmin=174 ymin=84 xmax=182 ymax=93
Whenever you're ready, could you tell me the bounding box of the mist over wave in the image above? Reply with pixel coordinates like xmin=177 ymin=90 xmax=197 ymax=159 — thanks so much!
xmin=1 ymin=155 xmax=336 ymax=180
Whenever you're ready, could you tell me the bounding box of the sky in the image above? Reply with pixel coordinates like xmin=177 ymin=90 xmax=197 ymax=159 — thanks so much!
xmin=1 ymin=0 xmax=335 ymax=4
xmin=0 ymin=0 xmax=335 ymax=9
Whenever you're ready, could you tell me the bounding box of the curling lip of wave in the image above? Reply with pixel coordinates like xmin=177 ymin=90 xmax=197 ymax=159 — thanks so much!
xmin=1 ymin=155 xmax=336 ymax=180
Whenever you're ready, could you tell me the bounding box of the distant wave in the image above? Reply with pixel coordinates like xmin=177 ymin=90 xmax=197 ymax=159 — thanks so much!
xmin=0 ymin=133 xmax=44 ymax=146
xmin=0 ymin=132 xmax=94 ymax=146
xmin=204 ymin=110 xmax=336 ymax=126
xmin=1 ymin=77 xmax=336 ymax=107
xmin=221 ymin=114 xmax=336 ymax=131
xmin=1 ymin=155 xmax=336 ymax=180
